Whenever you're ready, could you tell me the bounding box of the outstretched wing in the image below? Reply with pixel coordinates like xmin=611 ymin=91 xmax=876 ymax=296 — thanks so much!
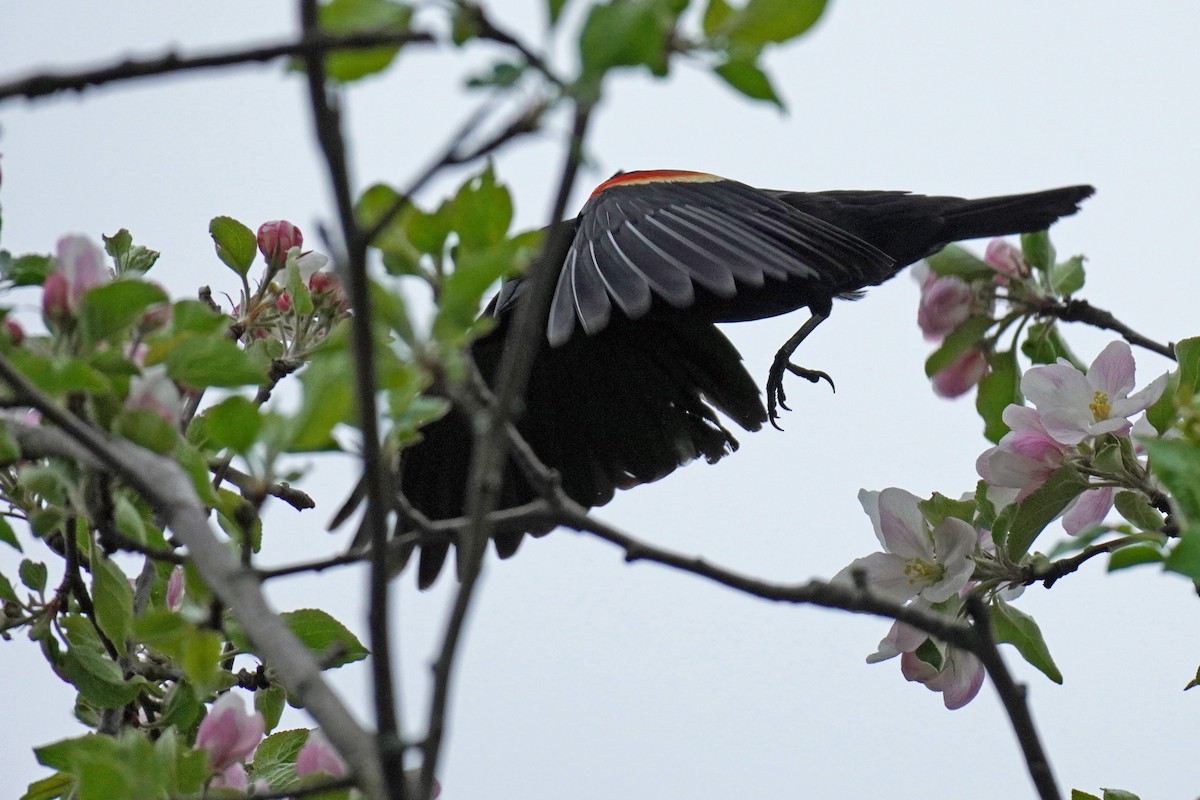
xmin=546 ymin=170 xmax=894 ymax=346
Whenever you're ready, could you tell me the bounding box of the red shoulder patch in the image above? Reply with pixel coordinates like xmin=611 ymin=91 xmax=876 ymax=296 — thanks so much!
xmin=589 ymin=169 xmax=724 ymax=198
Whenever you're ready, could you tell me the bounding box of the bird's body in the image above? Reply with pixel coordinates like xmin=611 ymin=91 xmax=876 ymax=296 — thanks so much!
xmin=387 ymin=171 xmax=1094 ymax=586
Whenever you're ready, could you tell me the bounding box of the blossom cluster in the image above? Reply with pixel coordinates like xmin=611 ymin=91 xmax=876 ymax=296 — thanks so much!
xmin=840 ymin=260 xmax=1170 ymax=709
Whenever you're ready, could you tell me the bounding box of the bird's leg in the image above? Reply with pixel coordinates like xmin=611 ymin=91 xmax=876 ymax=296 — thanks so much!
xmin=766 ymin=310 xmax=833 ymax=430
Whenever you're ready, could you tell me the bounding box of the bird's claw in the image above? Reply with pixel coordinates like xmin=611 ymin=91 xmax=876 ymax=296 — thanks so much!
xmin=766 ymin=358 xmax=835 ymax=431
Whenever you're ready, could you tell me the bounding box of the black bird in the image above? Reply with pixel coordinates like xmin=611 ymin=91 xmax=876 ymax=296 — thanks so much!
xmin=385 ymin=171 xmax=1094 ymax=586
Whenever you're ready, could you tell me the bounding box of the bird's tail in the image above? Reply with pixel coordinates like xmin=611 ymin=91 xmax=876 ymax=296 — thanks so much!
xmin=937 ymin=185 xmax=1095 ymax=243
xmin=376 ymin=307 xmax=766 ymax=588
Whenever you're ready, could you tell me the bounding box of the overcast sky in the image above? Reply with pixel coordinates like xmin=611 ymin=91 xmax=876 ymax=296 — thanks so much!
xmin=2 ymin=2 xmax=1199 ymax=798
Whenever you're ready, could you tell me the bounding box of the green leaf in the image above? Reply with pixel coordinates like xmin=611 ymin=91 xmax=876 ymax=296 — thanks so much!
xmin=713 ymin=57 xmax=782 ymax=106
xmin=169 ymin=300 xmax=229 ymax=336
xmin=8 ymin=350 xmax=111 ymax=395
xmin=1174 ymin=336 xmax=1200 ymax=400
xmin=102 ymin=229 xmax=160 ymax=275
xmin=918 ymin=492 xmax=975 ymax=527
xmin=1021 ymin=320 xmax=1081 ymax=367
xmin=60 ymin=645 xmax=142 ymax=708
xmin=92 ymin=553 xmax=134 ymax=654
xmin=433 ymin=235 xmax=531 ymax=344
xmin=1144 ymin=438 xmax=1200 ymax=523
xmin=158 ymin=679 xmax=203 ymax=733
xmin=1106 ymin=542 xmax=1163 ymax=571
xmin=288 ymin=351 xmax=355 ymax=452
xmin=991 ymin=599 xmax=1062 ymax=683
xmin=205 ymin=395 xmax=263 ymax=453
xmin=256 ymin=686 xmax=287 ymax=734
xmin=1101 ymin=791 xmax=1141 ymax=800
xmin=1113 ymin=490 xmax=1165 ymax=532
xmin=924 ymin=315 xmax=993 ymax=377
xmin=722 ymin=0 xmax=826 ymax=45
xmin=1185 ymin=664 xmax=1200 ymax=691
xmin=452 ymin=165 xmax=514 ymax=251
xmin=319 ymin=0 xmax=414 ymax=81
xmin=1020 ymin=229 xmax=1055 ymax=273
xmin=115 ymin=408 xmax=179 ymax=454
xmin=252 ymin=728 xmax=309 ymax=791
xmin=1164 ymin=524 xmax=1200 ymax=581
xmin=133 ymin=610 xmax=224 ymax=694
xmin=1070 ymin=792 xmax=1103 ymax=800
xmin=579 ymin=0 xmax=680 ymax=92
xmin=547 ymin=0 xmax=570 ymax=25
xmin=1004 ymin=466 xmax=1090 ymax=559
xmin=19 ymin=559 xmax=47 ymax=594
xmin=976 ymin=349 xmax=1022 ymax=443
xmin=0 ymin=571 xmax=19 ymax=602
xmin=0 ymin=418 xmax=22 ymax=466
xmin=282 ymin=609 xmax=369 ymax=668
xmin=20 ymin=772 xmax=72 ymax=800
xmin=703 ymin=0 xmax=735 ymax=35
xmin=4 ymin=253 xmax=55 ymax=286
xmin=174 ymin=441 xmax=220 ymax=506
xmin=209 ymin=216 xmax=258 ymax=278
xmin=1050 ymin=255 xmax=1085 ymax=296
xmin=81 ymin=280 xmax=169 ymax=343
xmin=160 ymin=335 xmax=266 ymax=388
xmin=924 ymin=243 xmax=994 ymax=279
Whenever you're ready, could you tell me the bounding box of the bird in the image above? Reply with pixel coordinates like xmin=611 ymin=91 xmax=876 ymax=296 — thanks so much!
xmin=370 ymin=171 xmax=1094 ymax=587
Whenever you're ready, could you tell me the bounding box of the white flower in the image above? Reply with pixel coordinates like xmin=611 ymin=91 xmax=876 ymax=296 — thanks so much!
xmin=1022 ymin=341 xmax=1168 ymax=446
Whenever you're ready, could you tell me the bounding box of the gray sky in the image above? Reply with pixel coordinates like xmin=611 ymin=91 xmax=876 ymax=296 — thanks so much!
xmin=2 ymin=2 xmax=1198 ymax=798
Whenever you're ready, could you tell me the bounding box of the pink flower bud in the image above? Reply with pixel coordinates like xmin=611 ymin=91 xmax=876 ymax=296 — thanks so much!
xmin=211 ymin=763 xmax=248 ymax=791
xmin=126 ymin=365 xmax=182 ymax=424
xmin=257 ymin=220 xmax=303 ymax=267
xmin=984 ymin=239 xmax=1029 ymax=282
xmin=57 ymin=234 xmax=111 ymax=309
xmin=917 ymin=275 xmax=973 ymax=341
xmin=139 ymin=301 xmax=172 ymax=333
xmin=3 ymin=319 xmax=25 ymax=346
xmin=296 ymin=730 xmax=347 ymax=778
xmin=166 ymin=565 xmax=185 ymax=611
xmin=275 ymin=291 xmax=292 ymax=313
xmin=42 ymin=272 xmax=71 ymax=323
xmin=196 ymin=692 xmax=265 ymax=772
xmin=307 ymin=271 xmax=337 ymax=295
xmin=931 ymin=348 xmax=988 ymax=398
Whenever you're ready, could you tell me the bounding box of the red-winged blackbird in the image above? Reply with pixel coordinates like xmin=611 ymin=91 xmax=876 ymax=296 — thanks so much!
xmin=384 ymin=171 xmax=1094 ymax=586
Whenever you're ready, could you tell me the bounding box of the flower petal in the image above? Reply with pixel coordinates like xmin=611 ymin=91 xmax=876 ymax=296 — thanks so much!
xmin=832 ymin=553 xmax=919 ymax=604
xmin=1087 ymin=340 xmax=1135 ymax=399
xmin=1063 ymin=486 xmax=1114 ymax=535
xmin=876 ymin=488 xmax=931 ymax=560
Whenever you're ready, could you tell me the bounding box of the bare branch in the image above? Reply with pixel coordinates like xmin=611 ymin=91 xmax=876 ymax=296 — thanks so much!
xmin=965 ymin=596 xmax=1061 ymax=800
xmin=420 ymin=101 xmax=593 ymax=800
xmin=1044 ymin=297 xmax=1175 ymax=360
xmin=299 ymin=2 xmax=403 ymax=797
xmin=0 ymin=30 xmax=432 ymax=103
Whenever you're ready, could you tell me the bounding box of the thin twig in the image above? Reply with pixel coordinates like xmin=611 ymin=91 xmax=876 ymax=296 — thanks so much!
xmin=0 ymin=30 xmax=433 ymax=103
xmin=299 ymin=3 xmax=403 ymax=797
xmin=964 ymin=596 xmax=1061 ymax=800
xmin=215 ymin=461 xmax=316 ymax=512
xmin=1045 ymin=298 xmax=1175 ymax=360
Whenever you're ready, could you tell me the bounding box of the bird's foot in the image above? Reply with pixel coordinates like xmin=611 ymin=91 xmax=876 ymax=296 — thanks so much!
xmin=766 ymin=355 xmax=835 ymax=430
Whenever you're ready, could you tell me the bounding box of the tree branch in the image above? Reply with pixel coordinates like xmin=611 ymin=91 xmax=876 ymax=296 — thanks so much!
xmin=299 ymin=2 xmax=403 ymax=797
xmin=0 ymin=30 xmax=432 ymax=103
xmin=419 ymin=101 xmax=593 ymax=800
xmin=1045 ymin=297 xmax=1175 ymax=361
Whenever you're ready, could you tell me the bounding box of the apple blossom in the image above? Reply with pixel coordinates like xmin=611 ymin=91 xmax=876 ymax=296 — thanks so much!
xmin=126 ymin=365 xmax=182 ymax=425
xmin=931 ymin=347 xmax=988 ymax=398
xmin=901 ymin=645 xmax=985 ymax=710
xmin=984 ymin=238 xmax=1029 ymax=281
xmin=166 ymin=565 xmax=185 ymax=612
xmin=257 ymin=220 xmax=302 ymax=267
xmin=295 ymin=730 xmax=347 ymax=778
xmin=833 ymin=488 xmax=978 ymax=604
xmin=295 ymin=250 xmax=330 ymax=280
xmin=211 ymin=763 xmax=248 ymax=791
xmin=1022 ymin=340 xmax=1168 ymax=446
xmin=195 ymin=691 xmax=264 ymax=772
xmin=917 ymin=273 xmax=973 ymax=341
xmin=976 ymin=406 xmax=1067 ymax=499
